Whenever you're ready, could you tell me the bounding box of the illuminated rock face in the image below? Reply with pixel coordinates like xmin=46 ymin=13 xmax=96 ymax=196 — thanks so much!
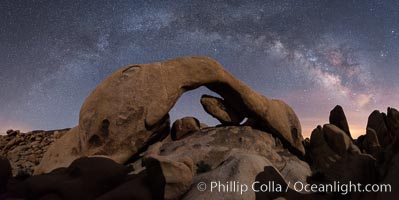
xmin=34 ymin=56 xmax=304 ymax=174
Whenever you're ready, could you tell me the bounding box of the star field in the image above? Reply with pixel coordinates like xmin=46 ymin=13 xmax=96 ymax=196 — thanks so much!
xmin=1 ymin=0 xmax=398 ymax=137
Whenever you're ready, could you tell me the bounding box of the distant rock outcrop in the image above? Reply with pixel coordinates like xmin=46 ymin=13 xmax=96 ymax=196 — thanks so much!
xmin=309 ymin=124 xmax=376 ymax=187
xmin=367 ymin=110 xmax=392 ymax=148
xmin=386 ymin=107 xmax=399 ymax=139
xmin=329 ymin=105 xmax=352 ymax=139
xmin=0 ymin=129 xmax=69 ymax=176
xmin=361 ymin=128 xmax=381 ymax=158
xmin=304 ymin=105 xmax=399 ymax=200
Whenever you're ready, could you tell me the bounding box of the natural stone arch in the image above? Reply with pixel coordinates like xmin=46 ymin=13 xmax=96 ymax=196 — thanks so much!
xmin=35 ymin=56 xmax=304 ymax=174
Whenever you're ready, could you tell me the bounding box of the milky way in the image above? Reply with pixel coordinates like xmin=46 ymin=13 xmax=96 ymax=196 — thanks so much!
xmin=1 ymin=0 xmax=399 ymax=137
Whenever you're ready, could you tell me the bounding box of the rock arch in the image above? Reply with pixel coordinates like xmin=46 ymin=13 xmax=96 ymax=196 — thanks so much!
xmin=35 ymin=56 xmax=304 ymax=174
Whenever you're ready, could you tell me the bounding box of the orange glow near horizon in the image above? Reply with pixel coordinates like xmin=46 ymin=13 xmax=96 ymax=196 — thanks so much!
xmin=0 ymin=121 xmax=32 ymax=135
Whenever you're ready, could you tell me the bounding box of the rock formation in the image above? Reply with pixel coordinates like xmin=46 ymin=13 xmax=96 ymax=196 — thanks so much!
xmin=0 ymin=129 xmax=69 ymax=176
xmin=144 ymin=126 xmax=310 ymax=200
xmin=1 ymin=126 xmax=310 ymax=200
xmin=303 ymin=105 xmax=399 ymax=200
xmin=329 ymin=105 xmax=352 ymax=139
xmin=200 ymin=94 xmax=244 ymax=125
xmin=5 ymin=108 xmax=398 ymax=199
xmin=361 ymin=128 xmax=381 ymax=158
xmin=2 ymin=57 xmax=399 ymax=199
xmin=309 ymin=124 xmax=376 ymax=186
xmin=35 ymin=56 xmax=304 ymax=174
xmin=367 ymin=110 xmax=392 ymax=148
xmin=171 ymin=117 xmax=201 ymax=140
xmin=386 ymin=107 xmax=399 ymax=141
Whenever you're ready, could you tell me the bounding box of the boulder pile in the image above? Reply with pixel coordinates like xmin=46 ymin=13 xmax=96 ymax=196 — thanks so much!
xmin=0 ymin=129 xmax=69 ymax=176
xmin=306 ymin=106 xmax=399 ymax=200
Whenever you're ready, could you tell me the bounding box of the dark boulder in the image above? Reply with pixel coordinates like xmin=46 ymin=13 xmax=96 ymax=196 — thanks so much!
xmin=8 ymin=157 xmax=127 ymax=199
xmin=0 ymin=157 xmax=12 ymax=194
xmin=367 ymin=110 xmax=392 ymax=148
xmin=329 ymin=105 xmax=352 ymax=139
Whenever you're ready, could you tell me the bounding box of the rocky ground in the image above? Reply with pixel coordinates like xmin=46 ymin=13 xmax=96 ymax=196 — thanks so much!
xmin=0 ymin=57 xmax=398 ymax=200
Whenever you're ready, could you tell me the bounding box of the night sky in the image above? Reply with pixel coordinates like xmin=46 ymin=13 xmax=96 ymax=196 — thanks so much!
xmin=1 ymin=0 xmax=398 ymax=137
